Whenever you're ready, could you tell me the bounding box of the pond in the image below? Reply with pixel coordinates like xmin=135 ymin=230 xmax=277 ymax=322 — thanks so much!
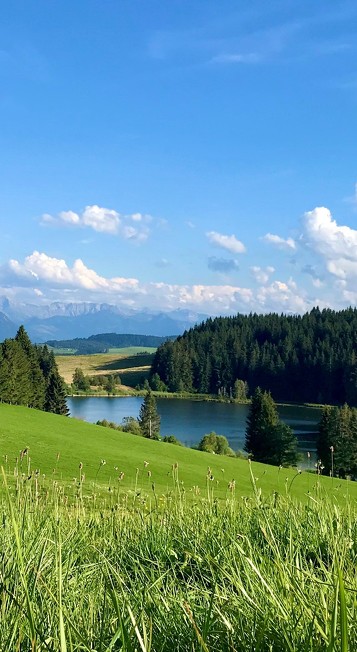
xmin=68 ymin=396 xmax=321 ymax=462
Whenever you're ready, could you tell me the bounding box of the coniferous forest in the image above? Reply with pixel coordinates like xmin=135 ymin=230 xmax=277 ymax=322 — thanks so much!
xmin=0 ymin=326 xmax=68 ymax=415
xmin=150 ymin=307 xmax=357 ymax=405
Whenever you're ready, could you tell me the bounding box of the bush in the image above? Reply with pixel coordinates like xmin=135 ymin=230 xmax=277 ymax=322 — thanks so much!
xmin=162 ymin=435 xmax=183 ymax=446
xmin=198 ymin=432 xmax=235 ymax=456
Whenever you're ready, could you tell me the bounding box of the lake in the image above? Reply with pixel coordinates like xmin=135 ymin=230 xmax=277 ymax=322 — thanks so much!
xmin=67 ymin=396 xmax=321 ymax=461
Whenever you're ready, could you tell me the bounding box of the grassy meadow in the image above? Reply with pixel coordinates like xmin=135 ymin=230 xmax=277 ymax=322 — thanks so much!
xmin=56 ymin=349 xmax=154 ymax=388
xmin=1 ymin=403 xmax=357 ymax=650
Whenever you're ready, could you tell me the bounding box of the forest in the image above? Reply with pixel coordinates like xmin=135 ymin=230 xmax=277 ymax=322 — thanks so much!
xmin=0 ymin=326 xmax=68 ymax=415
xmin=150 ymin=307 xmax=357 ymax=405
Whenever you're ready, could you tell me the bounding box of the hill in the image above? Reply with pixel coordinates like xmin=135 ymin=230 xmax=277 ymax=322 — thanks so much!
xmin=46 ymin=332 xmax=174 ymax=354
xmin=0 ymin=403 xmax=355 ymax=503
xmin=151 ymin=307 xmax=357 ymax=405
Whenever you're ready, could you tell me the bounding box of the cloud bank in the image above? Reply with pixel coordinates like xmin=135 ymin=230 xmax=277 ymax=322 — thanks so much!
xmin=42 ymin=205 xmax=152 ymax=241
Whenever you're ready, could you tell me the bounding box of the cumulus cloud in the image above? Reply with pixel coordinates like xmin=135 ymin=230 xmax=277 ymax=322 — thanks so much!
xmin=262 ymin=233 xmax=296 ymax=250
xmin=250 ymin=266 xmax=275 ymax=284
xmin=208 ymin=257 xmax=240 ymax=273
xmin=302 ymin=206 xmax=357 ymax=279
xmin=1 ymin=251 xmax=311 ymax=315
xmin=41 ymin=205 xmax=152 ymax=241
xmin=206 ymin=231 xmax=246 ymax=254
xmin=6 ymin=251 xmax=139 ymax=293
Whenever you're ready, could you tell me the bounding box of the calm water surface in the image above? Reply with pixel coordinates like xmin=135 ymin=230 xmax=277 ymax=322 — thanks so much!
xmin=68 ymin=396 xmax=321 ymax=458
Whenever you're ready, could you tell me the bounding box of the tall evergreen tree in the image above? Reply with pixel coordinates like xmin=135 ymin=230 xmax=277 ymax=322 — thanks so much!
xmin=244 ymin=387 xmax=298 ymax=466
xmin=15 ymin=326 xmax=45 ymax=409
xmin=138 ymin=389 xmax=160 ymax=439
xmin=45 ymin=371 xmax=69 ymax=416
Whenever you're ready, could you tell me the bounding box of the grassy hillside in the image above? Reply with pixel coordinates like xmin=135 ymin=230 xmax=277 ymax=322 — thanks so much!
xmin=2 ymin=404 xmax=357 ymax=650
xmin=1 ymin=403 xmax=355 ymax=504
xmin=56 ymin=349 xmax=153 ymax=386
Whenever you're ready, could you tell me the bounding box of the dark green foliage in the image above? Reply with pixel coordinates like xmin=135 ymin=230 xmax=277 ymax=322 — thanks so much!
xmin=233 ymin=378 xmax=249 ymax=401
xmin=138 ymin=390 xmax=161 ymax=439
xmin=121 ymin=416 xmax=142 ymax=436
xmin=198 ymin=432 xmax=235 ymax=456
xmin=104 ymin=374 xmax=117 ymax=395
xmin=46 ymin=333 xmax=174 ymax=354
xmin=44 ymin=371 xmax=69 ymax=416
xmin=317 ymin=404 xmax=357 ymax=477
xmin=0 ymin=327 xmax=68 ymax=416
xmin=162 ymin=435 xmax=183 ymax=446
xmin=72 ymin=368 xmax=91 ymax=392
xmin=150 ymin=307 xmax=357 ymax=404
xmin=150 ymin=372 xmax=167 ymax=391
xmin=244 ymin=387 xmax=298 ymax=466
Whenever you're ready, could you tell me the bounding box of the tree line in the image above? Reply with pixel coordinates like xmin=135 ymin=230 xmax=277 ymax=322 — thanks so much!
xmin=150 ymin=307 xmax=357 ymax=405
xmin=0 ymin=326 xmax=68 ymax=415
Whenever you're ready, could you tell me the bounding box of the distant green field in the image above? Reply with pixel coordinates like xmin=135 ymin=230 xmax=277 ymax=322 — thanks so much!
xmin=107 ymin=346 xmax=157 ymax=355
xmin=0 ymin=403 xmax=355 ymax=505
xmin=50 ymin=347 xmax=77 ymax=355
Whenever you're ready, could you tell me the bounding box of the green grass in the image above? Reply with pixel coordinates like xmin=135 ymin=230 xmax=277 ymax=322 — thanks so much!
xmin=107 ymin=346 xmax=157 ymax=355
xmin=1 ymin=404 xmax=357 ymax=650
xmin=1 ymin=403 xmax=356 ymax=504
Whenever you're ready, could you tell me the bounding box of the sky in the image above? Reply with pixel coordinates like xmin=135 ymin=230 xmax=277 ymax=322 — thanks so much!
xmin=1 ymin=0 xmax=357 ymax=316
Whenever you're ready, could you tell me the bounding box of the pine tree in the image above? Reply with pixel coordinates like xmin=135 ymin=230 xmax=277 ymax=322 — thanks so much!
xmin=15 ymin=326 xmax=45 ymax=409
xmin=45 ymin=370 xmax=69 ymax=416
xmin=244 ymin=387 xmax=279 ymax=462
xmin=244 ymin=387 xmax=298 ymax=466
xmin=138 ymin=389 xmax=160 ymax=439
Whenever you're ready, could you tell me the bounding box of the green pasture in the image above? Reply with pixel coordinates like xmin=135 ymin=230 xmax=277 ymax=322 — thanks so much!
xmin=0 ymin=403 xmax=355 ymax=505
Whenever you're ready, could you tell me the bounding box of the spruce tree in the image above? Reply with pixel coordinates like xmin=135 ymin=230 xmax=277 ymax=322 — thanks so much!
xmin=45 ymin=370 xmax=69 ymax=416
xmin=244 ymin=387 xmax=298 ymax=466
xmin=244 ymin=387 xmax=279 ymax=462
xmin=138 ymin=389 xmax=160 ymax=439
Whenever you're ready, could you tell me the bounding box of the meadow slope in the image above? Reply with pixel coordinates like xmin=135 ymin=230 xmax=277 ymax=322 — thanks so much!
xmin=0 ymin=403 xmax=356 ymax=504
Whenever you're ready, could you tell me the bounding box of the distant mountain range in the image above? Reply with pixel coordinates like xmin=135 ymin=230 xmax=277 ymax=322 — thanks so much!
xmin=0 ymin=298 xmax=208 ymax=342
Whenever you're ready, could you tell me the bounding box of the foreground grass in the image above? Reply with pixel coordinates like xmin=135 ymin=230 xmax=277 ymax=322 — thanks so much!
xmin=1 ymin=466 xmax=357 ymax=651
xmin=1 ymin=405 xmax=357 ymax=650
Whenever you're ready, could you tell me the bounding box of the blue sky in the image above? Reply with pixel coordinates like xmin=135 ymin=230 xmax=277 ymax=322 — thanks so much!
xmin=1 ymin=0 xmax=357 ymax=315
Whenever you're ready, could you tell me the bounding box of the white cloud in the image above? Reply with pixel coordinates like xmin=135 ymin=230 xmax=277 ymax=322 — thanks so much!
xmin=302 ymin=206 xmax=357 ymax=279
xmin=6 ymin=251 xmax=138 ymax=293
xmin=250 ymin=266 xmax=275 ymax=284
xmin=1 ymin=251 xmax=312 ymax=315
xmin=262 ymin=233 xmax=296 ymax=250
xmin=41 ymin=205 xmax=152 ymax=241
xmin=206 ymin=231 xmax=246 ymax=254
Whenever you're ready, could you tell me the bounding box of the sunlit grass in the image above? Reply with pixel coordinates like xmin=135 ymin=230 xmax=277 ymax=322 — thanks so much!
xmin=1 ymin=404 xmax=357 ymax=650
